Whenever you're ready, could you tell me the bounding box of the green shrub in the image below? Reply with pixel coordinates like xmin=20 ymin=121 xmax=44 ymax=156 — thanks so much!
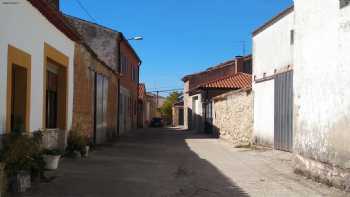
xmin=66 ymin=129 xmax=87 ymax=155
xmin=42 ymin=148 xmax=63 ymax=156
xmin=1 ymin=133 xmax=45 ymax=177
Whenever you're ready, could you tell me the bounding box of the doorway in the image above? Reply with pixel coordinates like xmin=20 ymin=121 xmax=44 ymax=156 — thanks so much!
xmin=274 ymin=70 xmax=293 ymax=152
xmin=11 ymin=65 xmax=28 ymax=133
xmin=204 ymin=101 xmax=213 ymax=134
xmin=6 ymin=46 xmax=31 ymax=133
xmin=45 ymin=60 xmax=67 ymax=130
xmin=179 ymin=108 xmax=184 ymax=126
xmin=94 ymin=73 xmax=108 ymax=144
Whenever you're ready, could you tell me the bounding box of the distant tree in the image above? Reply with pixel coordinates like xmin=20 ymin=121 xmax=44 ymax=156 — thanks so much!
xmin=160 ymin=91 xmax=182 ymax=124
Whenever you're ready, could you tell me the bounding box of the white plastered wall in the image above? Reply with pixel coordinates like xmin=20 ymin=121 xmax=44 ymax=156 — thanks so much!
xmin=0 ymin=0 xmax=75 ymax=133
xmin=252 ymin=10 xmax=294 ymax=147
xmin=253 ymin=80 xmax=274 ymax=146
xmin=293 ymin=0 xmax=350 ymax=167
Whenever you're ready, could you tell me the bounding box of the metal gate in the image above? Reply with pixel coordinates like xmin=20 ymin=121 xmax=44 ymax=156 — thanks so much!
xmin=274 ymin=70 xmax=293 ymax=152
xmin=94 ymin=74 xmax=108 ymax=144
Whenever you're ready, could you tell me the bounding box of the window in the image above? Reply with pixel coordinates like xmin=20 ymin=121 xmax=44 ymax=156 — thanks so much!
xmin=131 ymin=67 xmax=133 ymax=80
xmin=340 ymin=0 xmax=350 ymax=8
xmin=290 ymin=30 xmax=294 ymax=45
xmin=121 ymin=55 xmax=128 ymax=73
xmin=46 ymin=68 xmax=58 ymax=129
xmin=134 ymin=100 xmax=137 ymax=115
xmin=131 ymin=67 xmax=139 ymax=82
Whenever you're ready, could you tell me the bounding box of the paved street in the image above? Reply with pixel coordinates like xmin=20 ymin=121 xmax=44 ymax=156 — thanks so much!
xmin=20 ymin=128 xmax=348 ymax=197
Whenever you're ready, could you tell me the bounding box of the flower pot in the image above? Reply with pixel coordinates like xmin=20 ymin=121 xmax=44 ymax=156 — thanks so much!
xmin=0 ymin=163 xmax=6 ymax=196
xmin=82 ymin=146 xmax=90 ymax=158
xmin=9 ymin=171 xmax=31 ymax=193
xmin=43 ymin=154 xmax=61 ymax=170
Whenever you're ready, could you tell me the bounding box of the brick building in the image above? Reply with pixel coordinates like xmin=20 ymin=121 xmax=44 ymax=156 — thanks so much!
xmin=65 ymin=15 xmax=141 ymax=137
xmin=73 ymin=43 xmax=119 ymax=144
xmin=182 ymin=55 xmax=252 ymax=134
xmin=119 ymin=37 xmax=142 ymax=134
xmin=137 ymin=84 xmax=146 ymax=128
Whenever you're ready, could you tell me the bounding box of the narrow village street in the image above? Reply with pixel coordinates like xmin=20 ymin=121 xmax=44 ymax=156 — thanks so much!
xmin=19 ymin=128 xmax=347 ymax=197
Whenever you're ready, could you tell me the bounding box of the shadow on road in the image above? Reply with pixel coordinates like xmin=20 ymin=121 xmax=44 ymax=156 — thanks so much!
xmin=17 ymin=127 xmax=249 ymax=197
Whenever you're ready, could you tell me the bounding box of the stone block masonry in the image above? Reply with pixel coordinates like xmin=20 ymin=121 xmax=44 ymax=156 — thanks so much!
xmin=213 ymin=89 xmax=253 ymax=147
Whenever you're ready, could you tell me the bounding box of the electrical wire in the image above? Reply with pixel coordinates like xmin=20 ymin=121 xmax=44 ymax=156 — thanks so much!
xmin=74 ymin=0 xmax=98 ymax=23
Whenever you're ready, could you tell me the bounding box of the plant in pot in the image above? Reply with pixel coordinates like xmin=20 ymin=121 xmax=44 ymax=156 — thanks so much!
xmin=1 ymin=133 xmax=44 ymax=193
xmin=42 ymin=149 xmax=63 ymax=170
xmin=66 ymin=129 xmax=88 ymax=158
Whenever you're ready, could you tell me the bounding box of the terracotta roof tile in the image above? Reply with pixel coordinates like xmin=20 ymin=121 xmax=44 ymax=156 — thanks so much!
xmin=200 ymin=73 xmax=252 ymax=89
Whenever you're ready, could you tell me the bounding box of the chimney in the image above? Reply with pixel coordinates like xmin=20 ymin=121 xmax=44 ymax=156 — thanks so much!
xmin=46 ymin=0 xmax=60 ymax=10
xmin=235 ymin=56 xmax=244 ymax=73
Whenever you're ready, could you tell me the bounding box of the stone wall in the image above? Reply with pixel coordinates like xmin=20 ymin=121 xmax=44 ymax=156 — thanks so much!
xmin=213 ymin=89 xmax=253 ymax=147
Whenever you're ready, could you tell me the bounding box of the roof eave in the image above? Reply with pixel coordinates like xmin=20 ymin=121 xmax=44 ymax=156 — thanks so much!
xmin=252 ymin=5 xmax=294 ymax=37
xmin=27 ymin=0 xmax=81 ymax=42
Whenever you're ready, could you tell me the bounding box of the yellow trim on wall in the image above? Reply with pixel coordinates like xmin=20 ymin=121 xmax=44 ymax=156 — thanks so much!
xmin=43 ymin=43 xmax=69 ymax=130
xmin=6 ymin=45 xmax=32 ymax=132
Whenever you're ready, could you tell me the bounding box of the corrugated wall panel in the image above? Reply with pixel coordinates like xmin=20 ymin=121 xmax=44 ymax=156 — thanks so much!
xmin=274 ymin=71 xmax=293 ymax=152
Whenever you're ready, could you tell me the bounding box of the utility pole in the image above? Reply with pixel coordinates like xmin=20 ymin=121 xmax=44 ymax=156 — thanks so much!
xmin=149 ymin=88 xmax=183 ymax=110
xmin=156 ymin=91 xmax=159 ymax=109
xmin=242 ymin=41 xmax=246 ymax=56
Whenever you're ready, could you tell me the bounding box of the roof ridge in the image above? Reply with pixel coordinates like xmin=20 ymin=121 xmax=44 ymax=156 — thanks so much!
xmin=27 ymin=0 xmax=81 ymax=41
xmin=202 ymin=72 xmax=251 ymax=86
xmin=253 ymin=4 xmax=294 ymax=36
xmin=64 ymin=14 xmax=120 ymax=34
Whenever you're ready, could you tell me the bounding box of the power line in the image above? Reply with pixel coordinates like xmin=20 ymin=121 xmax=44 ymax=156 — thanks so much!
xmin=74 ymin=0 xmax=98 ymax=23
xmin=148 ymin=88 xmax=183 ymax=93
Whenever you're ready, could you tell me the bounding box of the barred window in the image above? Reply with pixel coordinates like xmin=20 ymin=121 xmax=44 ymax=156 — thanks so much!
xmin=340 ymin=0 xmax=350 ymax=8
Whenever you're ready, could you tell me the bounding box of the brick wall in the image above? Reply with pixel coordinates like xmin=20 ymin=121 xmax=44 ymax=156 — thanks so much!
xmin=120 ymin=41 xmax=140 ymax=129
xmin=213 ymin=89 xmax=253 ymax=146
xmin=73 ymin=44 xmax=118 ymax=142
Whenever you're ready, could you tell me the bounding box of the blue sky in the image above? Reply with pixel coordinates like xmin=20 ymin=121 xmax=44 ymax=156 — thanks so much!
xmin=61 ymin=0 xmax=293 ymax=93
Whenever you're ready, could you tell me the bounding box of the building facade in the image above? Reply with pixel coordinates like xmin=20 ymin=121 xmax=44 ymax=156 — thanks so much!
xmin=119 ymin=39 xmax=141 ymax=134
xmin=172 ymin=101 xmax=184 ymax=127
xmin=182 ymin=56 xmax=252 ymax=134
xmin=137 ymin=83 xmax=146 ymax=128
xmin=0 ymin=0 xmax=78 ymax=134
xmin=252 ymin=6 xmax=295 ymax=151
xmin=65 ymin=15 xmax=141 ymax=137
xmin=253 ymin=1 xmax=350 ymax=189
xmin=293 ymin=0 xmax=350 ymax=189
xmin=73 ymin=43 xmax=119 ymax=144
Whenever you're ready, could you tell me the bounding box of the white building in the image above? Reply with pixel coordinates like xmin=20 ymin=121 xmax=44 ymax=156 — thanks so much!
xmin=293 ymin=0 xmax=350 ymax=189
xmin=254 ymin=0 xmax=350 ymax=189
xmin=0 ymin=0 xmax=78 ymax=134
xmin=252 ymin=6 xmax=295 ymax=151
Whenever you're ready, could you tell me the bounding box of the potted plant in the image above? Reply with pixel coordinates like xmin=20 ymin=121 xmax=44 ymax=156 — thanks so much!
xmin=0 ymin=162 xmax=7 ymax=196
xmin=42 ymin=149 xmax=63 ymax=170
xmin=82 ymin=144 xmax=90 ymax=158
xmin=1 ymin=133 xmax=44 ymax=193
xmin=66 ymin=129 xmax=88 ymax=158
